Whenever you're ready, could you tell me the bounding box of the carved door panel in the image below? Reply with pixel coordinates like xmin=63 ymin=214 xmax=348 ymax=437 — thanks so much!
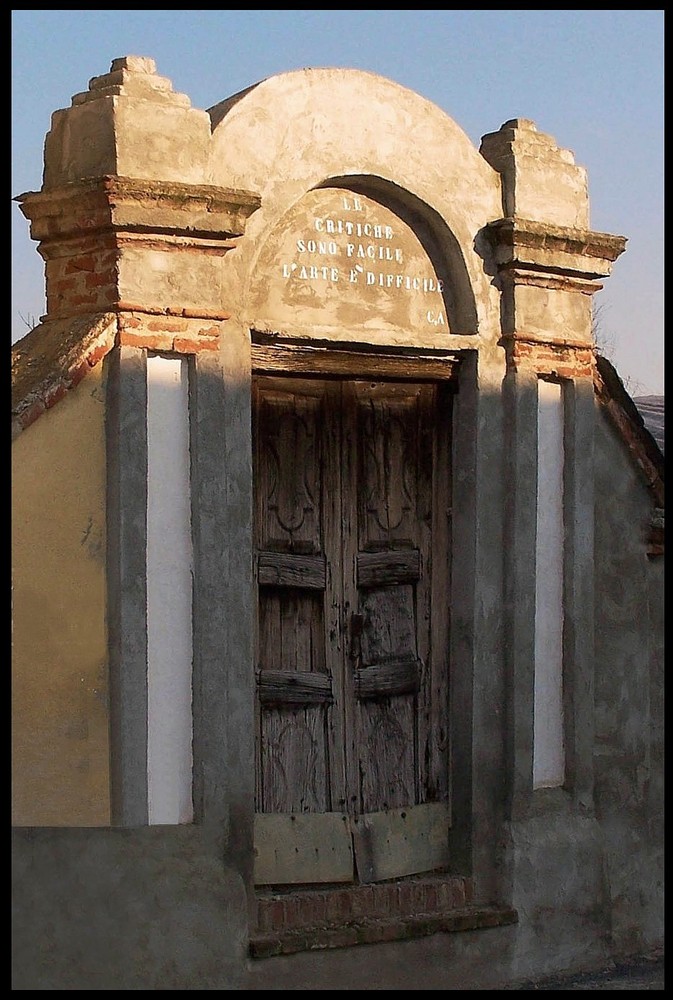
xmin=252 ymin=378 xmax=352 ymax=885
xmin=343 ymin=382 xmax=451 ymax=882
xmin=253 ymin=376 xmax=451 ymax=886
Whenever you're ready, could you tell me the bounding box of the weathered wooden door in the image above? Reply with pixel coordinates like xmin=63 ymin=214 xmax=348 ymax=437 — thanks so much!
xmin=253 ymin=376 xmax=451 ymax=886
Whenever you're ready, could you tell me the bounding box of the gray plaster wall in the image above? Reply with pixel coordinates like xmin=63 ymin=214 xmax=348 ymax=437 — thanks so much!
xmin=448 ymin=355 xmax=510 ymax=901
xmin=494 ymin=376 xmax=614 ymax=981
xmin=592 ymin=408 xmax=664 ymax=955
xmin=190 ymin=338 xmax=255 ymax=894
xmin=506 ymin=800 xmax=612 ymax=979
xmin=106 ymin=346 xmax=149 ymax=826
xmin=241 ymin=924 xmax=522 ymax=990
xmin=11 ymin=827 xmax=248 ymax=990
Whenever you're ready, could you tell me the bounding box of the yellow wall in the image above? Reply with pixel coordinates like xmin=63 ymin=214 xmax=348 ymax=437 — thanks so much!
xmin=12 ymin=362 xmax=110 ymax=825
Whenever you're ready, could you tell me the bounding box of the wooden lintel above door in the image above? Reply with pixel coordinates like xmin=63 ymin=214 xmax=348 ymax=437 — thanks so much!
xmin=251 ymin=335 xmax=461 ymax=382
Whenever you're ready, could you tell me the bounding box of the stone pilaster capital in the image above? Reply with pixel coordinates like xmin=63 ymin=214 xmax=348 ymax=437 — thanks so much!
xmin=484 ymin=217 xmax=626 ymax=288
xmin=16 ymin=175 xmax=261 ymax=252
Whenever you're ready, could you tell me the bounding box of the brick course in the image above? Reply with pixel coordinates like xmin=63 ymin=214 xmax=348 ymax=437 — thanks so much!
xmin=251 ymin=874 xmax=517 ymax=958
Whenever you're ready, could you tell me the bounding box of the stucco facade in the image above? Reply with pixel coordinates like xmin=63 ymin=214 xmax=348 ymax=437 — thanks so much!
xmin=12 ymin=354 xmax=109 ymax=826
xmin=11 ymin=57 xmax=663 ymax=989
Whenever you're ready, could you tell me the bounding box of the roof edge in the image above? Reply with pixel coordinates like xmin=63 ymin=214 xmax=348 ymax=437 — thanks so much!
xmin=11 ymin=313 xmax=118 ymax=440
xmin=594 ymin=353 xmax=664 ymax=511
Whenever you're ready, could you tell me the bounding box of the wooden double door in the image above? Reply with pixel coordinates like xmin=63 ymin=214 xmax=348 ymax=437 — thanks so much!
xmin=252 ymin=375 xmax=452 ymax=885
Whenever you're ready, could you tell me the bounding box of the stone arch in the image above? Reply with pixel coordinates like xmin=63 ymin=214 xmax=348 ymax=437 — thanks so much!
xmin=316 ymin=175 xmax=479 ymax=335
xmin=243 ymin=173 xmax=479 ymax=342
xmin=208 ymin=67 xmax=503 ymax=342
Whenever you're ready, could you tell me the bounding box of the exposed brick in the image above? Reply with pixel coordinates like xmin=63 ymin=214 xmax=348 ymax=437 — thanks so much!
xmin=258 ymin=899 xmax=284 ymax=932
xmin=312 ymin=892 xmax=328 ymax=926
xmin=357 ymin=920 xmax=403 ymax=944
xmin=69 ymin=360 xmax=91 ymax=389
xmin=254 ymin=875 xmax=485 ymax=949
xmin=249 ymin=899 xmax=519 ymax=959
xmin=350 ymin=884 xmax=374 ymax=919
xmin=453 ymin=880 xmax=468 ymax=907
xmin=325 ymin=888 xmax=353 ymax=924
xmin=397 ymin=881 xmax=414 ymax=911
xmin=43 ymin=382 xmax=69 ymax=409
xmin=19 ymin=399 xmax=46 ymax=431
xmin=86 ymin=343 xmax=111 ymax=368
xmin=118 ymin=331 xmax=173 ymax=350
xmin=424 ymin=883 xmax=438 ymax=912
xmin=64 ymin=255 xmax=96 ymax=273
xmin=435 ymin=880 xmax=454 ymax=910
xmin=280 ymin=931 xmax=309 ymax=955
xmin=197 ymin=324 xmax=221 ymax=339
xmin=410 ymin=880 xmax=427 ymax=911
xmin=173 ymin=336 xmax=218 ymax=354
xmin=119 ymin=315 xmax=142 ymax=329
xmin=51 ymin=278 xmax=77 ymax=293
xmin=249 ymin=936 xmax=282 ymax=959
xmin=295 ymin=893 xmax=326 ymax=929
xmin=320 ymin=926 xmax=359 ymax=949
xmin=147 ymin=319 xmax=189 ymax=333
xmin=282 ymin=896 xmax=303 ymax=930
xmin=456 ymin=910 xmax=479 ymax=931
xmin=67 ymin=293 xmax=98 ymax=307
xmin=507 ymin=338 xmax=595 ymax=379
xmin=85 ymin=271 xmax=114 ymax=288
xmin=386 ymin=882 xmax=403 ymax=911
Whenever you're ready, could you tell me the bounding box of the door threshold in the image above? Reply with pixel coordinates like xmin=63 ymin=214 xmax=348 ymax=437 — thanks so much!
xmin=250 ymin=874 xmax=518 ymax=958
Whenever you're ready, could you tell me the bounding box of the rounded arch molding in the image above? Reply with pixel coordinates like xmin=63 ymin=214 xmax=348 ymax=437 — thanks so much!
xmin=243 ymin=174 xmax=479 ymax=341
xmin=317 ymin=174 xmax=478 ymax=335
xmin=208 ymin=68 xmax=503 ymax=344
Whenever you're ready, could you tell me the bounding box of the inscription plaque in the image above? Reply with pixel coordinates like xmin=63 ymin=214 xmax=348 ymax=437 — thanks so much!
xmin=249 ymin=187 xmax=452 ymax=342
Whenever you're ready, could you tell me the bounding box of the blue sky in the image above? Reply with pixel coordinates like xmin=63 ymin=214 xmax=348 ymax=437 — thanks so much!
xmin=11 ymin=10 xmax=664 ymax=394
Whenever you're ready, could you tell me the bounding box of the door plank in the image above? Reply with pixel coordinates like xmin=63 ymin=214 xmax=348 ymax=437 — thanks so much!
xmin=355 ymin=657 xmax=420 ymax=699
xmin=356 ymin=549 xmax=421 ymax=588
xmin=429 ymin=385 xmax=452 ymax=803
xmin=340 ymin=383 xmax=360 ymax=818
xmin=255 ymin=382 xmax=324 ymax=554
xmin=359 ymin=585 xmax=418 ymax=666
xmin=349 ymin=382 xmax=447 ymax=836
xmin=251 ymin=339 xmax=461 ymax=381
xmin=260 ymin=704 xmax=331 ymax=812
xmin=323 ymin=381 xmax=348 ymax=813
xmin=352 ymin=802 xmax=450 ymax=884
xmin=258 ymin=551 xmax=326 ymax=589
xmin=259 ymin=590 xmax=326 ymax=673
xmin=254 ymin=812 xmax=353 ymax=885
xmin=257 ymin=669 xmax=333 ymax=704
xmin=254 ymin=377 xmax=348 ymax=874
xmin=357 ymin=697 xmax=417 ymax=811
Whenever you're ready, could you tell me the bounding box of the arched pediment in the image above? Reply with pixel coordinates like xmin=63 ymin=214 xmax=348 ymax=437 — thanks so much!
xmin=207 ymin=68 xmax=500 ymax=217
xmin=208 ymin=69 xmax=502 ymax=343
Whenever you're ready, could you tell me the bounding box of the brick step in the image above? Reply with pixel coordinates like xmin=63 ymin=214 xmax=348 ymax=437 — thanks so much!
xmin=255 ymin=874 xmax=474 ymax=934
xmin=251 ymin=874 xmax=518 ymax=958
xmin=249 ymin=904 xmax=519 ymax=958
